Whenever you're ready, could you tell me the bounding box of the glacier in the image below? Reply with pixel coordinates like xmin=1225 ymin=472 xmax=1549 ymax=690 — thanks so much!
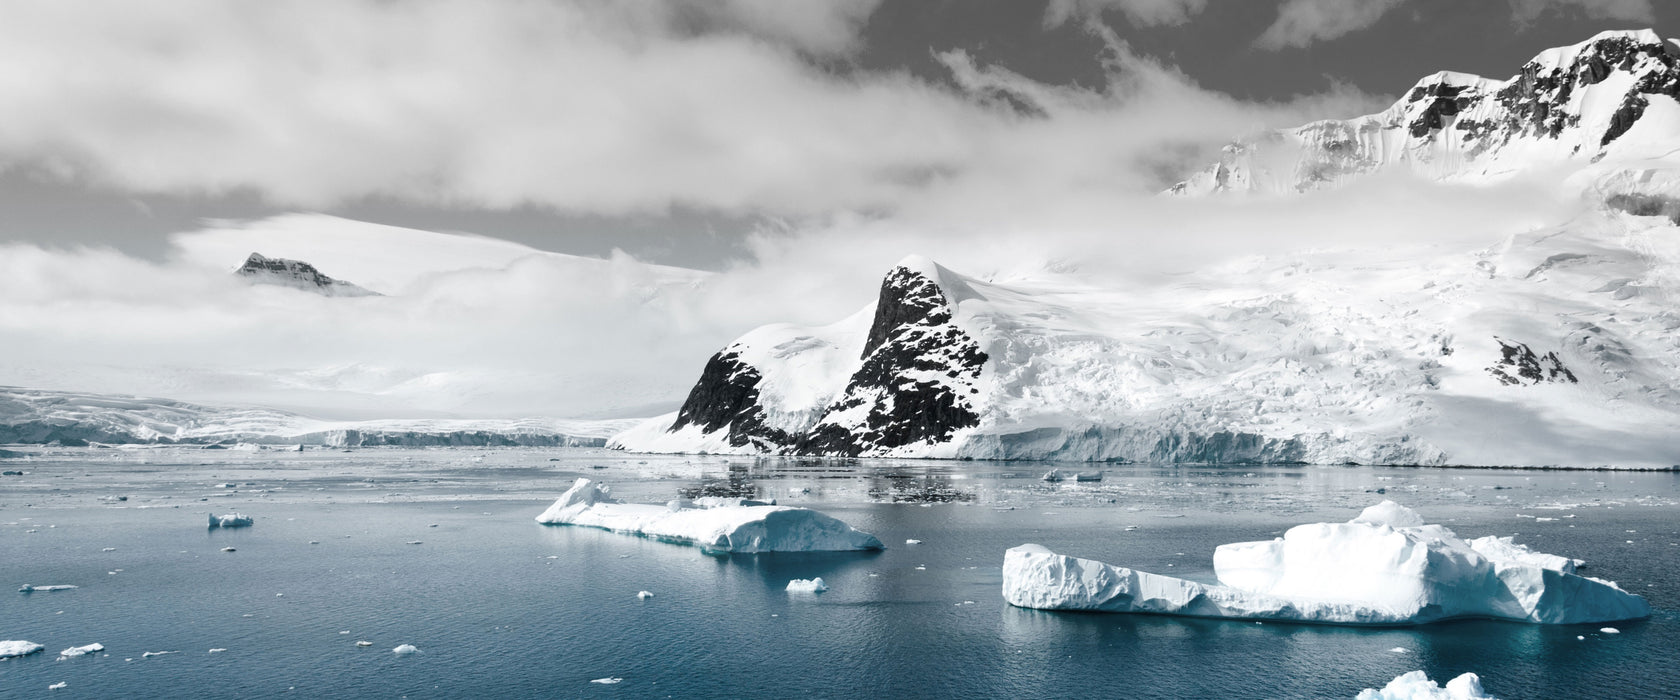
xmin=535 ymin=478 xmax=884 ymax=554
xmin=1002 ymin=501 xmax=1649 ymax=626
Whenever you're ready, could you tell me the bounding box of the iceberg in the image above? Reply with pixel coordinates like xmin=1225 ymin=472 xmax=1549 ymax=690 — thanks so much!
xmin=208 ymin=513 xmax=253 ymax=529
xmin=1 ymin=640 xmax=44 ymax=659
xmin=18 ymin=584 xmax=78 ymax=593
xmin=58 ymin=643 xmax=104 ymax=658
xmin=785 ymin=578 xmax=829 ymax=593
xmin=535 ymin=478 xmax=884 ymax=554
xmin=392 ymin=644 xmax=418 ymax=655
xmin=1003 ymin=501 xmax=1650 ymax=625
xmin=1357 ymin=670 xmax=1497 ymax=700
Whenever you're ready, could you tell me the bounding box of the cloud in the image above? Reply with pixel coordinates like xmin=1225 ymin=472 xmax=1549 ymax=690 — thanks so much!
xmin=1255 ymin=0 xmax=1410 ymax=50
xmin=0 ymin=0 xmax=1377 ymax=222
xmin=1043 ymin=0 xmax=1208 ymax=28
xmin=1508 ymin=0 xmax=1655 ymax=27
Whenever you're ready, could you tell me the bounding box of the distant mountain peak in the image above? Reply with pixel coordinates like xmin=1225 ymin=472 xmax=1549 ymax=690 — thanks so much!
xmin=235 ymin=252 xmax=380 ymax=297
xmin=1170 ymin=29 xmax=1680 ymax=198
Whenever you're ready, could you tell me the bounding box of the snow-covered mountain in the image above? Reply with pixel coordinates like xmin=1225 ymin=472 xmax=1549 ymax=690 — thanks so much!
xmin=615 ymin=31 xmax=1680 ymax=467
xmin=1168 ymin=29 xmax=1680 ymax=205
xmin=0 ymin=386 xmax=637 ymax=447
xmin=235 ymin=252 xmax=381 ymax=296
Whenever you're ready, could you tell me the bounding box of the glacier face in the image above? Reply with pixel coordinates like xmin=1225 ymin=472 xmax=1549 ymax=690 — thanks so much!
xmin=1002 ymin=502 xmax=1651 ymax=626
xmin=1168 ymin=30 xmax=1680 ymax=199
xmin=0 ymin=386 xmax=637 ymax=447
xmin=613 ymin=31 xmax=1680 ymax=468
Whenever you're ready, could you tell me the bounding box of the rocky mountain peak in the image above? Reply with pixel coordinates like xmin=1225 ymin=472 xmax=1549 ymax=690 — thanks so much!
xmin=235 ymin=252 xmax=380 ymax=297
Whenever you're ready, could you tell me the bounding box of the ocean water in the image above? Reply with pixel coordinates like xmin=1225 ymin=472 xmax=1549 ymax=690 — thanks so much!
xmin=2 ymin=447 xmax=1677 ymax=699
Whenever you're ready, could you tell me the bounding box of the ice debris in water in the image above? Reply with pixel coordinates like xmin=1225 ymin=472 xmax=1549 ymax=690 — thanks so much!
xmin=785 ymin=578 xmax=829 ymax=593
xmin=636 ymin=591 xmax=653 ymax=600
xmin=0 ymin=640 xmax=45 ymax=658
xmin=58 ymin=643 xmax=104 ymax=658
xmin=19 ymin=585 xmax=77 ymax=593
xmin=208 ymin=513 xmax=253 ymax=529
xmin=1600 ymin=627 xmax=1620 ymax=634
xmin=392 ymin=644 xmax=419 ymax=655
xmin=208 ymin=648 xmax=227 ymax=654
xmin=49 ymin=682 xmax=67 ymax=690
xmin=1357 ymin=670 xmax=1496 ymax=700
xmin=1003 ymin=501 xmax=1650 ymax=625
xmin=590 ymin=677 xmax=623 ymax=685
xmin=906 ymin=539 xmax=923 ymax=545
xmin=535 ymin=478 xmax=883 ymax=553
xmin=142 ymin=651 xmax=177 ymax=658
xmin=355 ymin=641 xmax=373 ymax=647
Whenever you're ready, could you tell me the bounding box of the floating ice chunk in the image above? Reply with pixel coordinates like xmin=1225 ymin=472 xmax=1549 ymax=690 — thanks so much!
xmin=58 ymin=643 xmax=104 ymax=658
xmin=221 ymin=547 xmax=236 ymax=552
xmin=208 ymin=513 xmax=253 ymax=529
xmin=142 ymin=651 xmax=177 ymax=658
xmin=906 ymin=539 xmax=923 ymax=545
xmin=1356 ymin=670 xmax=1496 ymax=700
xmin=535 ymin=478 xmax=884 ymax=553
xmin=1003 ymin=502 xmax=1650 ymax=626
xmin=1600 ymin=627 xmax=1620 ymax=634
xmin=786 ymin=578 xmax=829 ymax=593
xmin=19 ymin=584 xmax=77 ymax=593
xmin=636 ymin=591 xmax=653 ymax=600
xmin=0 ymin=640 xmax=44 ymax=658
xmin=1389 ymin=647 xmax=1409 ymax=653
xmin=590 ymin=677 xmax=623 ymax=685
xmin=49 ymin=682 xmax=67 ymax=690
xmin=101 ymin=547 xmax=116 ymax=552
xmin=392 ymin=644 xmax=418 ymax=655
xmin=208 ymin=648 xmax=227 ymax=653
xmin=355 ymin=641 xmax=372 ymax=647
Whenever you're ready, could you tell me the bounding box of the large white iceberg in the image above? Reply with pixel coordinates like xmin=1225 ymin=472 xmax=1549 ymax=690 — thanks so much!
xmin=1358 ymin=670 xmax=1497 ymax=700
xmin=536 ymin=478 xmax=883 ymax=554
xmin=1003 ymin=501 xmax=1649 ymax=625
xmin=0 ymin=640 xmax=44 ymax=659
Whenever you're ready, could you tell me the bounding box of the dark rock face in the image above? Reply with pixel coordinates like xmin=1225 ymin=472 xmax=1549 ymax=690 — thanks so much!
xmin=1605 ymin=193 xmax=1680 ymax=223
xmin=664 ymin=262 xmax=989 ymax=457
xmin=1488 ymin=338 xmax=1579 ymax=386
xmin=236 ymin=253 xmax=380 ymax=297
xmin=667 ymin=349 xmax=792 ymax=449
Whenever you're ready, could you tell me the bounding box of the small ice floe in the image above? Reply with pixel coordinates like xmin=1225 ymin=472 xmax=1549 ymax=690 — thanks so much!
xmin=590 ymin=677 xmax=623 ymax=685
xmin=58 ymin=643 xmax=104 ymax=658
xmin=0 ymin=640 xmax=45 ymax=659
xmin=1074 ymin=472 xmax=1103 ymax=483
xmin=405 ymin=541 xmax=422 ymax=545
xmin=221 ymin=547 xmax=236 ymax=553
xmin=785 ymin=578 xmax=829 ymax=594
xmin=392 ymin=644 xmax=419 ymax=655
xmin=1356 ymin=670 xmax=1495 ymax=700
xmin=636 ymin=591 xmax=654 ymax=600
xmin=208 ymin=648 xmax=227 ymax=654
xmin=1389 ymin=647 xmax=1409 ymax=653
xmin=1041 ymin=469 xmax=1065 ymax=482
xmin=101 ymin=547 xmax=116 ymax=552
xmin=19 ymin=584 xmax=78 ymax=593
xmin=355 ymin=641 xmax=373 ymax=647
xmin=906 ymin=539 xmax=923 ymax=545
xmin=208 ymin=513 xmax=253 ymax=529
xmin=142 ymin=650 xmax=177 ymax=658
xmin=1600 ymin=627 xmax=1620 ymax=634
xmin=914 ymin=565 xmax=927 ymax=571
xmin=49 ymin=682 xmax=67 ymax=690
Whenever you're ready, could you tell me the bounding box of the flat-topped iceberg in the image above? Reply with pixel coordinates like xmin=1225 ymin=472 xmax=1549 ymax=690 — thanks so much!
xmin=1003 ymin=501 xmax=1649 ymax=625
xmin=536 ymin=478 xmax=883 ymax=554
xmin=1 ymin=640 xmax=44 ymax=659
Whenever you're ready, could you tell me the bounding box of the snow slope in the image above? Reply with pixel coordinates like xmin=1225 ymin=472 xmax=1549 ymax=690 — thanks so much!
xmin=1002 ymin=502 xmax=1650 ymax=626
xmin=1169 ymin=30 xmax=1680 ymax=200
xmin=616 ymin=31 xmax=1680 ymax=468
xmin=0 ymin=386 xmax=638 ymax=447
xmin=535 ymin=478 xmax=884 ymax=553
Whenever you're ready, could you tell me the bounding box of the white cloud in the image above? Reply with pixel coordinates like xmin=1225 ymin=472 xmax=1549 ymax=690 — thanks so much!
xmin=1043 ymin=0 xmax=1208 ymax=28
xmin=1255 ymin=0 xmax=1410 ymax=50
xmin=1508 ymin=0 xmax=1655 ymax=27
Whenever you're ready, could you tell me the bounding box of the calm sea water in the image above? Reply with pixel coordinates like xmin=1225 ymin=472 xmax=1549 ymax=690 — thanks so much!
xmin=1 ymin=447 xmax=1676 ymax=699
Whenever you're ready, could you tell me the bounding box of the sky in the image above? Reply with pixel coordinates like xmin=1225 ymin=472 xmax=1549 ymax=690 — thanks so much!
xmin=0 ymin=0 xmax=1669 ymax=419
xmin=0 ymin=0 xmax=1668 ymax=267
